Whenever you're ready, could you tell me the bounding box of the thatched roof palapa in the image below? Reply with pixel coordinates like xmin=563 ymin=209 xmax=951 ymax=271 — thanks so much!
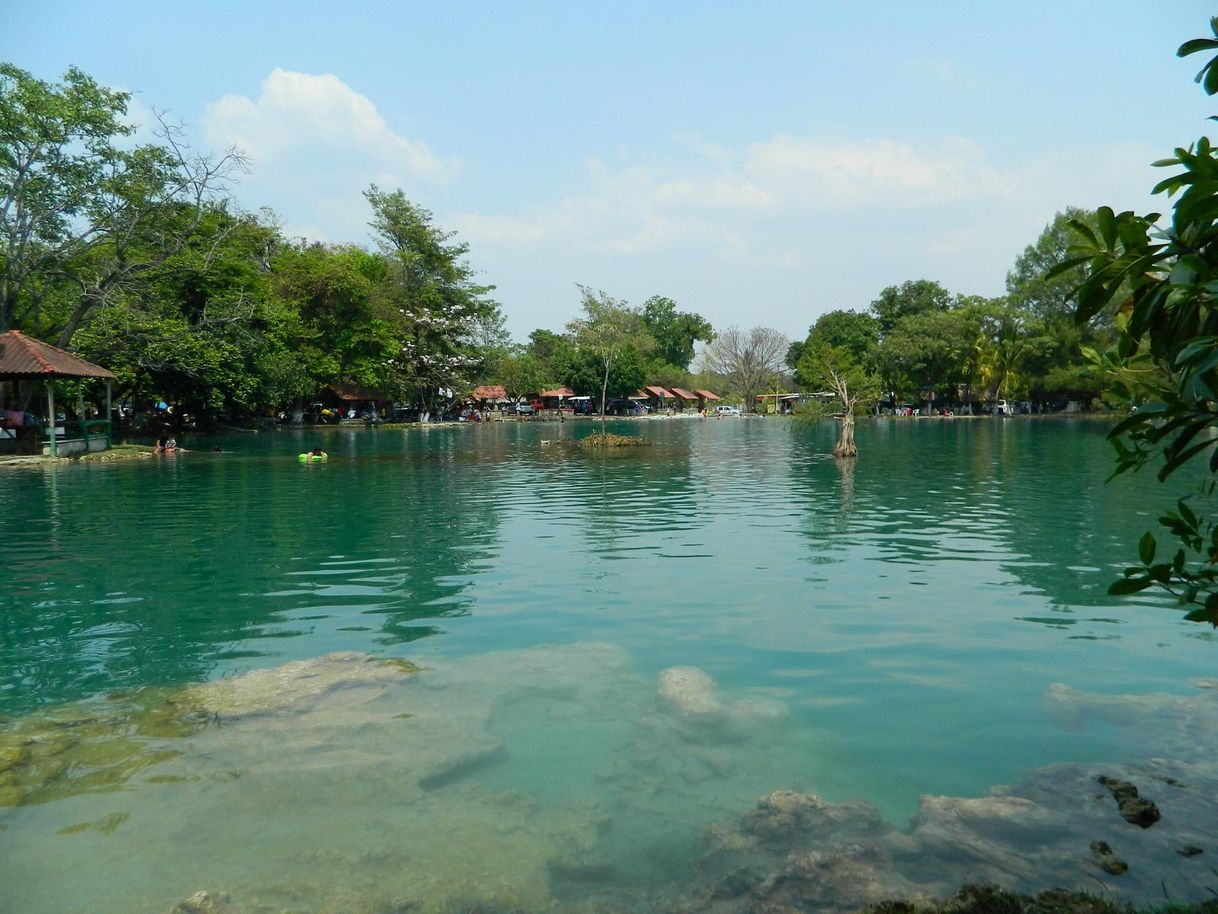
xmin=0 ymin=330 xmax=115 ymax=380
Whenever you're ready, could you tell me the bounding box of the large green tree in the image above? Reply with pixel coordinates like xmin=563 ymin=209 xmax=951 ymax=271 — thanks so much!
xmin=72 ymin=205 xmax=288 ymax=425
xmin=869 ymin=279 xmax=954 ymax=335
xmin=364 ymin=185 xmax=501 ymax=414
xmin=640 ymin=295 xmax=714 ymax=371
xmin=793 ymin=310 xmax=879 ymax=381
xmin=0 ymin=63 xmax=244 ymax=344
xmin=871 ymin=309 xmax=979 ymax=409
xmin=1007 ymin=207 xmax=1103 ymax=324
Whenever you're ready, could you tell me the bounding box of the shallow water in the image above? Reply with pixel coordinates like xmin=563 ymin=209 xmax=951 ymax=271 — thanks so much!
xmin=1 ymin=417 xmax=1215 ymax=912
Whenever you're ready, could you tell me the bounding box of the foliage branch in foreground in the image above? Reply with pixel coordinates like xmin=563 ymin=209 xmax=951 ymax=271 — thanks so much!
xmin=1054 ymin=18 xmax=1218 ymax=624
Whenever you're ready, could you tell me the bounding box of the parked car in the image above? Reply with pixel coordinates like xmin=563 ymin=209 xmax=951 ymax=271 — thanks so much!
xmin=714 ymin=404 xmax=742 ymax=416
xmin=515 ymin=402 xmax=534 ymax=415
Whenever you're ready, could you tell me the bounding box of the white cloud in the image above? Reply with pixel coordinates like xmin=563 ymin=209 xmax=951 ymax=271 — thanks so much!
xmin=202 ymin=69 xmax=456 ymax=242
xmin=654 ymin=178 xmax=775 ymax=210
xmin=450 ymin=212 xmax=547 ymax=247
xmin=456 ymin=133 xmax=1019 ymax=272
xmin=743 ymin=135 xmax=1012 ymax=206
xmin=455 ymin=130 xmax=1172 ymax=340
xmin=190 ymin=71 xmax=1167 ymax=339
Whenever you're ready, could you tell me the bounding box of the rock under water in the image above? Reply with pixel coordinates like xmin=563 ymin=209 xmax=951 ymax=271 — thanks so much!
xmin=2 ymin=650 xmax=1217 ymax=914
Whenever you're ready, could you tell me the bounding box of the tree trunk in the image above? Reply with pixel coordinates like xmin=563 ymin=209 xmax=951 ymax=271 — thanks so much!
xmin=829 ymin=370 xmax=858 ymax=458
xmin=600 ymin=358 xmax=610 ymax=436
xmin=833 ymin=410 xmax=858 ymax=458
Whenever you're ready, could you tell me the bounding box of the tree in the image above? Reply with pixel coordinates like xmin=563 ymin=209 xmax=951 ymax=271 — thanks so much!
xmin=566 ymin=286 xmax=651 ymax=430
xmin=871 ymin=309 xmax=978 ymax=409
xmin=1054 ymin=18 xmax=1218 ymax=624
xmin=0 ymin=64 xmax=245 ymax=344
xmin=1007 ymin=208 xmax=1103 ymax=324
xmin=73 ymin=205 xmax=288 ymax=425
xmin=526 ymin=328 xmax=579 ymax=385
xmin=640 ymin=295 xmax=714 ymax=370
xmin=869 ymin=279 xmax=954 ymax=335
xmin=493 ymin=349 xmax=547 ymax=403
xmin=784 ymin=339 xmax=806 ymax=373
xmin=701 ymin=326 xmax=789 ymax=412
xmin=364 ymin=185 xmax=501 ymax=414
xmin=795 ymin=310 xmax=879 ymax=373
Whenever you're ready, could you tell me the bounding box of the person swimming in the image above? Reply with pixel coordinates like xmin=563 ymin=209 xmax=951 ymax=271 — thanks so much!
xmin=299 ymin=447 xmax=328 ymax=462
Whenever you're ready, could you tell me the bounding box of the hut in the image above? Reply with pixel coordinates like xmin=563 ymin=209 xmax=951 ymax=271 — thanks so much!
xmin=695 ymin=389 xmax=721 ymax=412
xmin=538 ymin=387 xmax=575 ymax=412
xmin=318 ymin=382 xmax=389 ymax=421
xmin=0 ymin=330 xmax=116 ymax=457
xmin=641 ymin=385 xmax=674 ymax=413
xmin=667 ymin=387 xmax=699 ymax=412
xmin=470 ymin=385 xmax=508 ymax=416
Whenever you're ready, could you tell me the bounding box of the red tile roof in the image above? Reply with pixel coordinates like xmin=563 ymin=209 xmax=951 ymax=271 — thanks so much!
xmin=695 ymin=389 xmax=721 ymax=401
xmin=668 ymin=387 xmax=697 ymax=400
xmin=643 ymin=385 xmax=673 ymax=398
xmin=328 ymin=382 xmax=386 ymax=401
xmin=539 ymin=387 xmax=575 ymax=398
xmin=0 ymin=331 xmax=115 ymax=379
xmin=471 ymin=385 xmax=507 ymax=399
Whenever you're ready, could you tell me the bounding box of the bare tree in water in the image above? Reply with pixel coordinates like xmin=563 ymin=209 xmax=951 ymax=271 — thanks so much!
xmin=796 ymin=337 xmax=878 ymax=459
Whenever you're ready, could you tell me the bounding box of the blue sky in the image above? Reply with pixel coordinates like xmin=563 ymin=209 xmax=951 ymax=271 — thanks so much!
xmin=4 ymin=1 xmax=1215 ymax=343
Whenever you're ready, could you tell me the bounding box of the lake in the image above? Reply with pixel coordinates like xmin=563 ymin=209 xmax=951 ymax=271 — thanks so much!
xmin=1 ymin=417 xmax=1216 ymax=913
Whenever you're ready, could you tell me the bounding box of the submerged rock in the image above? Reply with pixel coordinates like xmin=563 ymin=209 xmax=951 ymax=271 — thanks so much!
xmin=749 ymin=843 xmax=932 ymax=914
xmin=660 ymin=667 xmax=721 ymax=717
xmin=743 ymin=790 xmax=887 ymax=847
xmin=1089 ymin=840 xmax=1127 ymax=875
xmin=169 ymin=890 xmax=231 ymax=913
xmin=1095 ymin=775 xmax=1160 ymax=828
xmin=657 ymin=665 xmax=787 ymax=743
xmin=688 ymin=749 xmax=1218 ymax=914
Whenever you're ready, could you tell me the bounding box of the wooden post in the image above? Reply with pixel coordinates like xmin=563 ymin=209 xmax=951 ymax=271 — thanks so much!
xmin=46 ymin=381 xmax=57 ymax=458
xmin=80 ymin=387 xmax=89 ymax=451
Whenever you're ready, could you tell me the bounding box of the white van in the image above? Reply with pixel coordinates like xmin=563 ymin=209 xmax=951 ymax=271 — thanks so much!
xmin=714 ymin=404 xmax=741 ymax=416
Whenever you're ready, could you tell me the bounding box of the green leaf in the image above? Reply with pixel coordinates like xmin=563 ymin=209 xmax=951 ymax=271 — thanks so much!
xmin=1183 ymin=600 xmax=1218 ymax=625
xmin=1148 ymin=562 xmax=1174 ymax=584
xmin=1138 ymin=531 xmax=1156 ymax=565
xmin=1178 ymin=38 xmax=1218 ymax=57
xmin=1109 ymin=576 xmax=1154 ymax=596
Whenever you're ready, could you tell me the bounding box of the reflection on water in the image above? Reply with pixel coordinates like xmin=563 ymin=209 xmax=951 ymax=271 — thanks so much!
xmin=1 ymin=418 xmax=1215 ymax=912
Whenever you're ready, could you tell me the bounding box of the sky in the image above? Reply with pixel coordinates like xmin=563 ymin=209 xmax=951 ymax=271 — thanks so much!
xmin=4 ymin=1 xmax=1215 ymax=343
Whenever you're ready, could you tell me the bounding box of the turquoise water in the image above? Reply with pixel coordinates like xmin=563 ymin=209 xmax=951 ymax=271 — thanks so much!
xmin=1 ymin=417 xmax=1215 ymax=912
